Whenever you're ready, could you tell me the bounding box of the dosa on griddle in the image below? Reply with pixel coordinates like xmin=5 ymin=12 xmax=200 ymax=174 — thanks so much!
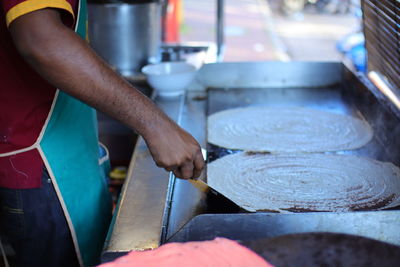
xmin=207 ymin=153 xmax=400 ymax=212
xmin=208 ymin=107 xmax=373 ymax=152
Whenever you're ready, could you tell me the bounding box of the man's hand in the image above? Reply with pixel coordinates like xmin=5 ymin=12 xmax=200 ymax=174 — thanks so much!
xmin=144 ymin=119 xmax=204 ymax=179
xmin=9 ymin=8 xmax=204 ymax=179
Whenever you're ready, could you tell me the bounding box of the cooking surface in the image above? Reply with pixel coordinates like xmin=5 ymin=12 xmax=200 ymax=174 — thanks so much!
xmin=103 ymin=62 xmax=400 ymax=260
xmin=176 ymin=62 xmax=400 ymax=241
xmin=205 ymin=85 xmax=400 ymax=213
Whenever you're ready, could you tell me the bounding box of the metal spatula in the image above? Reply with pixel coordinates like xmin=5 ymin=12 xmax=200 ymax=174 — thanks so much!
xmin=187 ymin=149 xmax=250 ymax=212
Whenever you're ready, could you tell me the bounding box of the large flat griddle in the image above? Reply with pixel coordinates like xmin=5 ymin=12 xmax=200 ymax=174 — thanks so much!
xmin=103 ymin=62 xmax=400 ymax=262
xmin=204 ymin=86 xmax=400 ymax=213
xmin=169 ymin=63 xmax=400 ymax=239
xmin=168 ymin=62 xmax=400 ymax=242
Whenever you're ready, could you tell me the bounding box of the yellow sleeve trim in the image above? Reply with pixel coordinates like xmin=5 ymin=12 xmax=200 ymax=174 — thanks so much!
xmin=6 ymin=0 xmax=74 ymax=27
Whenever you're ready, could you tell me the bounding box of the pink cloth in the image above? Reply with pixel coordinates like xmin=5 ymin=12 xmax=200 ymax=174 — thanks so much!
xmin=100 ymin=238 xmax=273 ymax=267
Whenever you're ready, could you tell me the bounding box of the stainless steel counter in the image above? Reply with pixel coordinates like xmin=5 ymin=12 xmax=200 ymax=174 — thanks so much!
xmin=102 ymin=88 xmax=207 ymax=262
xmin=102 ymin=62 xmax=400 ymax=262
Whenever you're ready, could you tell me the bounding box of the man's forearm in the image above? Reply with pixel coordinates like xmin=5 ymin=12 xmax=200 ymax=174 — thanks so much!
xmin=9 ymin=8 xmax=205 ymax=179
xmin=9 ymin=9 xmax=167 ymax=140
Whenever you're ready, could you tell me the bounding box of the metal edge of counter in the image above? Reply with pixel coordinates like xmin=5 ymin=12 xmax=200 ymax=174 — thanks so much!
xmin=101 ymin=92 xmax=186 ymax=262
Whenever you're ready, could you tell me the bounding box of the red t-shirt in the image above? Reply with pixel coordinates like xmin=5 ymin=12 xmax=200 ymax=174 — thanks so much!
xmin=0 ymin=0 xmax=78 ymax=188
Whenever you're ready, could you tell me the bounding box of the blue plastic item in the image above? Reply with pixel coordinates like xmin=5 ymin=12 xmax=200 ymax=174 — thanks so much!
xmin=348 ymin=44 xmax=366 ymax=72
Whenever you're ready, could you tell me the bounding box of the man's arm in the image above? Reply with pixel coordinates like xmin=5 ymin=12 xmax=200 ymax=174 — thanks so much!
xmin=9 ymin=8 xmax=204 ymax=179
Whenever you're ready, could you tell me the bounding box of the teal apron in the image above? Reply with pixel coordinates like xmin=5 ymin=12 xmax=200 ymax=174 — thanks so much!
xmin=39 ymin=94 xmax=111 ymax=267
xmin=2 ymin=1 xmax=112 ymax=265
xmin=39 ymin=1 xmax=112 ymax=265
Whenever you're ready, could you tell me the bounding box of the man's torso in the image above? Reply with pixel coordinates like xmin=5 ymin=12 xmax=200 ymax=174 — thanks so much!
xmin=0 ymin=0 xmax=78 ymax=188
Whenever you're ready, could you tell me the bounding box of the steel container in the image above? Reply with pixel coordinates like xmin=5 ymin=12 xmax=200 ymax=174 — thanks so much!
xmin=88 ymin=0 xmax=161 ymax=77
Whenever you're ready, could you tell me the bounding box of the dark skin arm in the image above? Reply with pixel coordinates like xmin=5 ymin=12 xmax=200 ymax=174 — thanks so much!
xmin=9 ymin=8 xmax=204 ymax=179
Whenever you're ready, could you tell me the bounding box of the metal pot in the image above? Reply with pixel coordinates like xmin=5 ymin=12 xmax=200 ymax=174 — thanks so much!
xmin=88 ymin=0 xmax=162 ymax=77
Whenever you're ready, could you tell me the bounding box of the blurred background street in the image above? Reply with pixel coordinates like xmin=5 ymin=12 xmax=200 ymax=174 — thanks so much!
xmin=180 ymin=0 xmax=360 ymax=62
